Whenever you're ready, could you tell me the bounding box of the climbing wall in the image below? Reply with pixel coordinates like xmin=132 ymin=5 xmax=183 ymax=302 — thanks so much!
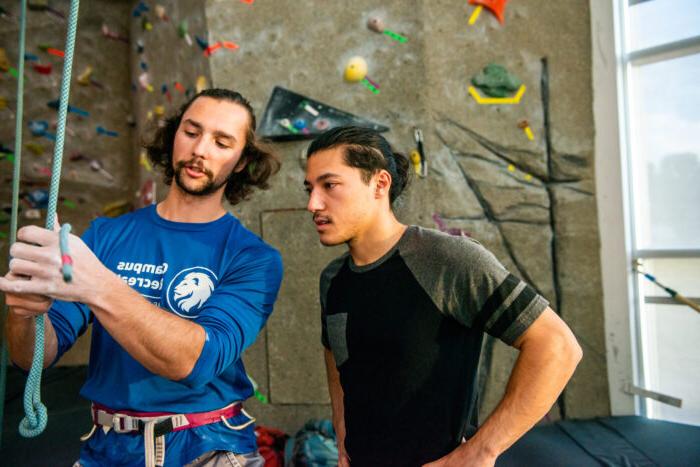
xmin=1 ymin=0 xmax=610 ymax=435
xmin=203 ymin=0 xmax=608 ymax=430
xmin=127 ymin=0 xmax=212 ymax=205
xmin=0 ymin=0 xmax=135 ymax=365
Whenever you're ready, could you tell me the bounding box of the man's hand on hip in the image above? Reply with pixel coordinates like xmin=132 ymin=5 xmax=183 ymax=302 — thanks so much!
xmin=422 ymin=441 xmax=497 ymax=467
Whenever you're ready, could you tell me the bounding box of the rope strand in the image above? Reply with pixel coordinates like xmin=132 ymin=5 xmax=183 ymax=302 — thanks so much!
xmin=18 ymin=0 xmax=81 ymax=438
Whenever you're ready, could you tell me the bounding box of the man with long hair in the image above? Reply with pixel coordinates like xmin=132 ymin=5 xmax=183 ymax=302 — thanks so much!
xmin=304 ymin=126 xmax=582 ymax=467
xmin=1 ymin=89 xmax=282 ymax=466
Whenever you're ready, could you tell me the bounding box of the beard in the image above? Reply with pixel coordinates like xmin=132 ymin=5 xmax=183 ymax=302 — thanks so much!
xmin=173 ymin=160 xmax=231 ymax=197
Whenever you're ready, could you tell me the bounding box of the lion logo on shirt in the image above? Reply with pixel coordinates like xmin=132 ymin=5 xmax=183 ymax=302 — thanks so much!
xmin=174 ymin=272 xmax=215 ymax=313
xmin=166 ymin=267 xmax=219 ymax=318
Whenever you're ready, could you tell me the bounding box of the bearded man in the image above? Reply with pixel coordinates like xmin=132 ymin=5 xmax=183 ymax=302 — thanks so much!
xmin=1 ymin=89 xmax=283 ymax=467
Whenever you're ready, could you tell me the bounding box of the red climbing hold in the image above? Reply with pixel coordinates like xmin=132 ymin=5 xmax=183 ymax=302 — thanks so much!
xmin=469 ymin=0 xmax=508 ymax=24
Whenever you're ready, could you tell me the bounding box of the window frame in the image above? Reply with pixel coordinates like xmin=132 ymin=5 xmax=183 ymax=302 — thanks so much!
xmin=593 ymin=0 xmax=700 ymax=418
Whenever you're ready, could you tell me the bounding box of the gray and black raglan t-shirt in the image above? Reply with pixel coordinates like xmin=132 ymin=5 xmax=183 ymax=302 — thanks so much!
xmin=320 ymin=225 xmax=548 ymax=467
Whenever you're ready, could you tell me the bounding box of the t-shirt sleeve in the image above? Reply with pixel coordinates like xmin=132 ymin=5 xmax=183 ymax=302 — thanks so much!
xmin=403 ymin=229 xmax=548 ymax=346
xmin=180 ymin=244 xmax=283 ymax=388
xmin=47 ymin=220 xmax=100 ymax=365
xmin=454 ymin=240 xmax=549 ymax=345
xmin=318 ymin=255 xmax=346 ymax=349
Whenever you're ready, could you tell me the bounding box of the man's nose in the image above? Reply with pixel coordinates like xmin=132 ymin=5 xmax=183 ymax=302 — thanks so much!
xmin=307 ymin=189 xmax=324 ymax=213
xmin=192 ymin=134 xmax=210 ymax=158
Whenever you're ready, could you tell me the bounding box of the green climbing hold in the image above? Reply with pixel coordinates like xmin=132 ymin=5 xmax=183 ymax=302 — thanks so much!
xmin=471 ymin=63 xmax=522 ymax=98
xmin=254 ymin=389 xmax=269 ymax=404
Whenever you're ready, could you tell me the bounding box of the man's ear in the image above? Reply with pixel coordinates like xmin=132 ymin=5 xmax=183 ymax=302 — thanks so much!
xmin=233 ymin=156 xmax=248 ymax=174
xmin=374 ymin=170 xmax=392 ymax=199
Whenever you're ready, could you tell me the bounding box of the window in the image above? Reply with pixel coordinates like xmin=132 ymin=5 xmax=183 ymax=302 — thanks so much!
xmin=618 ymin=0 xmax=700 ymax=425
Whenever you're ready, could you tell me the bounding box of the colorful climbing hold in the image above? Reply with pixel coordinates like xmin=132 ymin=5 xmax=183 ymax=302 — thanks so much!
xmin=469 ymin=0 xmax=508 ymax=24
xmin=471 ymin=63 xmax=521 ymax=98
xmin=344 ymin=56 xmax=368 ymax=82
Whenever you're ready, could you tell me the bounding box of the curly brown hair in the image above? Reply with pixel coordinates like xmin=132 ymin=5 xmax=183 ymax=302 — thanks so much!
xmin=144 ymin=88 xmax=280 ymax=205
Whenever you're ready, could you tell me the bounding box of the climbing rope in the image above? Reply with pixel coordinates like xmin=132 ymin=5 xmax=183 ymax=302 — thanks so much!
xmin=0 ymin=0 xmax=80 ymax=439
xmin=0 ymin=0 xmax=28 ymax=448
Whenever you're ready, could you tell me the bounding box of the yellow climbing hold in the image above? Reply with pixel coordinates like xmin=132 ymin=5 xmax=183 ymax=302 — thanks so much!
xmin=344 ymin=56 xmax=368 ymax=82
xmin=77 ymin=65 xmax=93 ymax=86
xmin=410 ymin=150 xmax=422 ymax=175
xmin=140 ymin=150 xmax=153 ymax=172
xmin=196 ymin=75 xmax=208 ymax=93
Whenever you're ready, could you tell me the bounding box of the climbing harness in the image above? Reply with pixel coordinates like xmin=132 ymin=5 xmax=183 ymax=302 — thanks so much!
xmin=86 ymin=402 xmax=256 ymax=467
xmin=0 ymin=0 xmax=79 ymax=442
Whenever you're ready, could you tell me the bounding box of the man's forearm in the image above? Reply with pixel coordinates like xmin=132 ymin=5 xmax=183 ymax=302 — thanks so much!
xmin=324 ymin=349 xmax=346 ymax=437
xmin=466 ymin=331 xmax=582 ymax=459
xmin=86 ymin=272 xmax=206 ymax=381
xmin=5 ymin=309 xmax=58 ymax=370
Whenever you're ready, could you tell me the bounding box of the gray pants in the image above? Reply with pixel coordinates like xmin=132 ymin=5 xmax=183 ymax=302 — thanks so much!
xmin=74 ymin=450 xmax=264 ymax=467
xmin=185 ymin=450 xmax=265 ymax=467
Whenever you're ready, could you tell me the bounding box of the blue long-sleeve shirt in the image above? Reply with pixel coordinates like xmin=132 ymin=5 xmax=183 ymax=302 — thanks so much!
xmin=48 ymin=204 xmax=283 ymax=466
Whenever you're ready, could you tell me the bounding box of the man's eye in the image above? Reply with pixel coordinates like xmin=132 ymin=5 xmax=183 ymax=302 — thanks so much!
xmin=325 ymin=183 xmax=337 ymax=189
xmin=184 ymin=131 xmax=197 ymax=137
xmin=216 ymin=141 xmax=230 ymax=149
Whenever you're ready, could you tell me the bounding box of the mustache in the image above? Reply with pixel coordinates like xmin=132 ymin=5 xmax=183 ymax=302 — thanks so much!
xmin=313 ymin=214 xmax=331 ymax=222
xmin=175 ymin=160 xmax=214 ymax=178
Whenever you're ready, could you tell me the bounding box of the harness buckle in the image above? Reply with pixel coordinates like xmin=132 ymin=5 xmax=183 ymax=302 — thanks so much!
xmin=112 ymin=413 xmax=133 ymax=433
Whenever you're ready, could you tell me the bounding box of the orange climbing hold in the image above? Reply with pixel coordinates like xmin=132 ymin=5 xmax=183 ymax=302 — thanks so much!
xmin=469 ymin=0 xmax=508 ymax=24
